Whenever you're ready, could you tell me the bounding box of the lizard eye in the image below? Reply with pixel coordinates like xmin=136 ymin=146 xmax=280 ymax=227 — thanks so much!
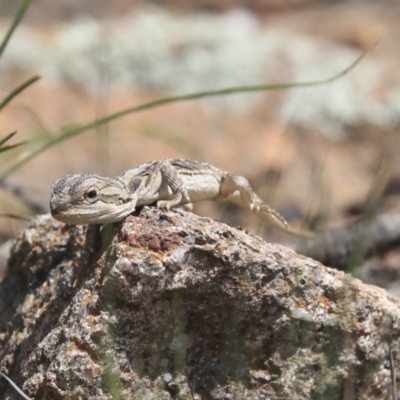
xmin=85 ymin=188 xmax=98 ymax=202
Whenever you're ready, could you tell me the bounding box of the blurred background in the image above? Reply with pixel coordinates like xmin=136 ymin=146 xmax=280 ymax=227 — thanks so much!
xmin=1 ymin=0 xmax=400 ymax=290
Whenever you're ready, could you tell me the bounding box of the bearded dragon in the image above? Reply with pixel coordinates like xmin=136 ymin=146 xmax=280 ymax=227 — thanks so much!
xmin=50 ymin=159 xmax=315 ymax=238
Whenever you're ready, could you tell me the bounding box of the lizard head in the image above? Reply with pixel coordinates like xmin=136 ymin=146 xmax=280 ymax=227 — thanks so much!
xmin=50 ymin=174 xmax=139 ymax=224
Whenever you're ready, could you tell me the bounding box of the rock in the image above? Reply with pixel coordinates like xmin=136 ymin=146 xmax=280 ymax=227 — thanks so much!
xmin=0 ymin=208 xmax=399 ymax=399
xmin=0 ymin=239 xmax=13 ymax=279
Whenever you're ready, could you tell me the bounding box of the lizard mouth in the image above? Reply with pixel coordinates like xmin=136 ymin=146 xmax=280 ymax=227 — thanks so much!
xmin=51 ymin=202 xmax=136 ymax=225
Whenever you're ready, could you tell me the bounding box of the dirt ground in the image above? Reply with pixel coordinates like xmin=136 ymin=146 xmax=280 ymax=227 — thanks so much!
xmin=1 ymin=1 xmax=400 ymax=288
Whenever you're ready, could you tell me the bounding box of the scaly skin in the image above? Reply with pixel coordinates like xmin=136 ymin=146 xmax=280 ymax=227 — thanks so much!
xmin=50 ymin=159 xmax=315 ymax=238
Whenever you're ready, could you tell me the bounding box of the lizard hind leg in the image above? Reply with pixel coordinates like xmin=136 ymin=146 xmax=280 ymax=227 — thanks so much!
xmin=157 ymin=192 xmax=183 ymax=210
xmin=154 ymin=160 xmax=190 ymax=210
xmin=220 ymin=174 xmax=263 ymax=211
xmin=220 ymin=174 xmax=316 ymax=238
xmin=220 ymin=174 xmax=291 ymax=233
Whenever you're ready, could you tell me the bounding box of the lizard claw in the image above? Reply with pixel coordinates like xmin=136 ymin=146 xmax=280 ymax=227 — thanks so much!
xmin=157 ymin=192 xmax=185 ymax=210
xmin=249 ymin=201 xmax=262 ymax=213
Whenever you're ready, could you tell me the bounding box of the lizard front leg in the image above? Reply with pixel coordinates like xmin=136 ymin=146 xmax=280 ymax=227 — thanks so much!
xmin=151 ymin=160 xmax=190 ymax=209
xmin=220 ymin=174 xmax=315 ymax=238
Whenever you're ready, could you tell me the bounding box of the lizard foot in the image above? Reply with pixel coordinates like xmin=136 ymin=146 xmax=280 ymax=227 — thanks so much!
xmin=249 ymin=200 xmax=263 ymax=214
xmin=157 ymin=200 xmax=173 ymax=210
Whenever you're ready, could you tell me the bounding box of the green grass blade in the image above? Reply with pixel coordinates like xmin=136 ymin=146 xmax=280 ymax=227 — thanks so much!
xmin=0 ymin=0 xmax=31 ymax=60
xmin=0 ymin=45 xmax=371 ymax=181
xmin=0 ymin=131 xmax=25 ymax=153
xmin=0 ymin=131 xmax=17 ymax=147
xmin=0 ymin=213 xmax=31 ymax=221
xmin=0 ymin=75 xmax=40 ymax=111
xmin=0 ymin=141 xmax=26 ymax=153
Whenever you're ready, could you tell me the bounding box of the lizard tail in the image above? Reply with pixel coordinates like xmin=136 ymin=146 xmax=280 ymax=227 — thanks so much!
xmin=256 ymin=203 xmax=317 ymax=239
xmin=226 ymin=192 xmax=316 ymax=239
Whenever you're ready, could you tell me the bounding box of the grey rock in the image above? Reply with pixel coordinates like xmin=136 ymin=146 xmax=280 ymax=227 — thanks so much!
xmin=0 ymin=208 xmax=399 ymax=399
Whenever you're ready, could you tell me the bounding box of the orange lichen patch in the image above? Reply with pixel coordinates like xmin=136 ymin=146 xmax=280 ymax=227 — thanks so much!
xmin=318 ymin=295 xmax=332 ymax=310
xmin=82 ymin=363 xmax=102 ymax=380
xmin=128 ymin=231 xmax=186 ymax=253
xmin=148 ymin=236 xmax=161 ymax=251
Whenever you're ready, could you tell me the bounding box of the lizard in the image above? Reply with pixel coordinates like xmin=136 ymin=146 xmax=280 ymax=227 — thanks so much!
xmin=50 ymin=159 xmax=315 ymax=238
